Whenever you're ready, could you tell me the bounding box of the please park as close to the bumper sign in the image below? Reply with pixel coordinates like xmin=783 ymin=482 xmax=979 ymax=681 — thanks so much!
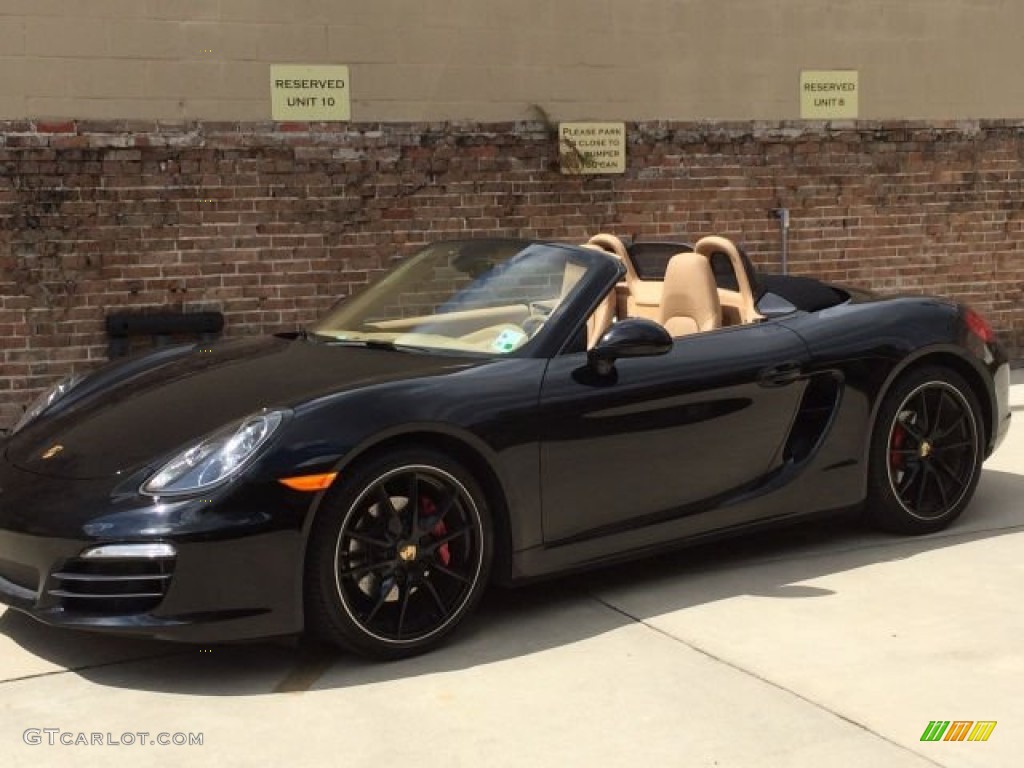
xmin=559 ymin=122 xmax=627 ymax=174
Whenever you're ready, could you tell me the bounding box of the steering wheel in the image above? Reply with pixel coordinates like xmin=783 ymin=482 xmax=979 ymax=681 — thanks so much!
xmin=521 ymin=315 xmax=545 ymax=337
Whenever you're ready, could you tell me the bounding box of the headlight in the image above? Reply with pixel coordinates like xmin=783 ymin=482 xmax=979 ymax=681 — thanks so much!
xmin=141 ymin=410 xmax=287 ymax=497
xmin=11 ymin=373 xmax=84 ymax=435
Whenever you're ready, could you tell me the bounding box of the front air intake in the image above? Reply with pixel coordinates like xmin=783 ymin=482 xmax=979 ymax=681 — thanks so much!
xmin=47 ymin=555 xmax=175 ymax=615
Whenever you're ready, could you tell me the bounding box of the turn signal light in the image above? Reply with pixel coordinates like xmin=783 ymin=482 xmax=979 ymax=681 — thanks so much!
xmin=278 ymin=472 xmax=338 ymax=492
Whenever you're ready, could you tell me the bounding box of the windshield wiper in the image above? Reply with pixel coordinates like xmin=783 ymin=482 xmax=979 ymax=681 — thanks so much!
xmin=321 ymin=337 xmax=402 ymax=351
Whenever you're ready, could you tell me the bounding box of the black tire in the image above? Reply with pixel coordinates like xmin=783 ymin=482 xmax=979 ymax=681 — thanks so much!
xmin=305 ymin=448 xmax=493 ymax=660
xmin=866 ymin=366 xmax=984 ymax=534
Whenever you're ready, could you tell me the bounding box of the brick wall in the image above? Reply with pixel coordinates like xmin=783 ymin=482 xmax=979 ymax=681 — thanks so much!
xmin=1 ymin=118 xmax=1023 ymax=427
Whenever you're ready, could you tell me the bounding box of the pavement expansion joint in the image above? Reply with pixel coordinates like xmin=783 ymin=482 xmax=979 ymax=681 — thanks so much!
xmin=586 ymin=592 xmax=949 ymax=768
xmin=0 ymin=649 xmax=193 ymax=688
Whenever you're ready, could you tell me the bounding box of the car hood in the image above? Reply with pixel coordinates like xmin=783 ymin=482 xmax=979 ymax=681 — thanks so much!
xmin=5 ymin=336 xmax=482 ymax=480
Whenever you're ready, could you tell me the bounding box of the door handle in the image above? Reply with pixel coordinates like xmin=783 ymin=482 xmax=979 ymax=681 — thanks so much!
xmin=758 ymin=361 xmax=803 ymax=387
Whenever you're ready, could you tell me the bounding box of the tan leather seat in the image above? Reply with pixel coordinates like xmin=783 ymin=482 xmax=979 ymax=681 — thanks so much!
xmin=563 ymin=253 xmax=616 ymax=348
xmin=658 ymin=252 xmax=722 ymax=337
xmin=585 ymin=233 xmax=660 ymax=321
xmin=585 ymin=291 xmax=617 ymax=348
xmin=693 ymin=235 xmax=762 ymax=324
xmin=586 ymin=234 xmax=636 ymax=285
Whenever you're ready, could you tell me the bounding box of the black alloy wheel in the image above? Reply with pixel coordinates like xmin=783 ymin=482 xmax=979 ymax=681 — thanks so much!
xmin=867 ymin=366 xmax=984 ymax=534
xmin=306 ymin=449 xmax=492 ymax=659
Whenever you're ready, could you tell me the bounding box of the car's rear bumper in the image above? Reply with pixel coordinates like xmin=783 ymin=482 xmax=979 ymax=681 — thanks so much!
xmin=990 ymin=360 xmax=1012 ymax=456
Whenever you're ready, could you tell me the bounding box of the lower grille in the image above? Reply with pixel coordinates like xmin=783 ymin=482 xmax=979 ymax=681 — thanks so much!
xmin=48 ymin=556 xmax=175 ymax=614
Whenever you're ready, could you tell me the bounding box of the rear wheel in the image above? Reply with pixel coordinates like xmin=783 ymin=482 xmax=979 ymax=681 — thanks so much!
xmin=866 ymin=366 xmax=984 ymax=534
xmin=305 ymin=449 xmax=492 ymax=659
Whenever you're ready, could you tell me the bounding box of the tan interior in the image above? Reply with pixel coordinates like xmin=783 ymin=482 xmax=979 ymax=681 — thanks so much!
xmin=586 ymin=292 xmax=617 ymax=347
xmin=580 ymin=232 xmax=762 ymax=341
xmin=659 ymin=252 xmax=722 ymax=337
xmin=693 ymin=236 xmax=763 ymax=324
xmin=456 ymin=323 xmax=528 ymax=348
xmin=369 ymin=304 xmax=530 ymax=334
xmin=577 ymin=243 xmax=621 ymax=347
xmin=586 ymin=233 xmax=661 ymax=320
xmin=339 ymin=236 xmax=763 ymax=353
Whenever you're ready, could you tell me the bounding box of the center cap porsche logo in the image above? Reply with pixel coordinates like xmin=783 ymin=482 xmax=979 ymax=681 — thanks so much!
xmin=919 ymin=441 xmax=933 ymax=458
xmin=398 ymin=544 xmax=418 ymax=562
xmin=40 ymin=444 xmax=64 ymax=460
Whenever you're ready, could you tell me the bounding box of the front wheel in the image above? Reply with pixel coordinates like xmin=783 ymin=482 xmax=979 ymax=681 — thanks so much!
xmin=305 ymin=449 xmax=493 ymax=659
xmin=866 ymin=366 xmax=984 ymax=534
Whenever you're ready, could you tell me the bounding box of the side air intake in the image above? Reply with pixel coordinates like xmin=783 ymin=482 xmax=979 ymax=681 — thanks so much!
xmin=783 ymin=373 xmax=841 ymax=464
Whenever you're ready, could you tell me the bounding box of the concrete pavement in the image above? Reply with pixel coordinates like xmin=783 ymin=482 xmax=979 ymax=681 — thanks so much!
xmin=0 ymin=369 xmax=1021 ymax=767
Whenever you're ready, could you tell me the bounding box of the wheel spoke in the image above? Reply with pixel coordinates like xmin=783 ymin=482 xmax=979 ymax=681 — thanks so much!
xmin=395 ymin=580 xmax=412 ymax=639
xmin=934 ymin=455 xmax=968 ymax=488
xmin=932 ymin=391 xmax=946 ymax=439
xmin=375 ymin=484 xmax=399 ymax=522
xmin=432 ymin=489 xmax=456 ymax=528
xmin=364 ymin=580 xmax=392 ymax=625
xmin=432 ymin=563 xmax=472 ymax=584
xmin=934 ymin=400 xmax=968 ymax=440
xmin=344 ymin=530 xmax=392 ymax=550
xmin=915 ymin=464 xmax=930 ymax=510
xmin=425 ymin=525 xmax=474 ymax=552
xmin=898 ymin=418 xmax=926 ymax=444
xmin=408 ymin=473 xmax=420 ymax=535
xmin=917 ymin=392 xmax=931 ymax=435
xmin=896 ymin=461 xmax=921 ymax=497
xmin=928 ymin=464 xmax=950 ymax=509
xmin=936 ymin=439 xmax=973 ymax=453
xmin=339 ymin=560 xmax=393 ymax=580
xmin=419 ymin=574 xmax=449 ymax=616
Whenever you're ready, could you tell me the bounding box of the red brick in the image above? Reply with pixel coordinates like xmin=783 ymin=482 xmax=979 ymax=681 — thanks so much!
xmin=34 ymin=121 xmax=77 ymax=134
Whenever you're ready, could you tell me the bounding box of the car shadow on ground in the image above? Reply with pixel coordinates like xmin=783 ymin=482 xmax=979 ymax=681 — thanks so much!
xmin=1 ymin=468 xmax=1022 ymax=696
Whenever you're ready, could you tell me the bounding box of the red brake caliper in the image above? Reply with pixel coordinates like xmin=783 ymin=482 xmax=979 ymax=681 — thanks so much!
xmin=419 ymin=497 xmax=451 ymax=566
xmin=890 ymin=424 xmax=906 ymax=469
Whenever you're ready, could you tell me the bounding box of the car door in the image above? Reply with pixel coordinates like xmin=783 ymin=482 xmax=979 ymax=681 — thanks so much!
xmin=538 ymin=320 xmax=811 ymax=544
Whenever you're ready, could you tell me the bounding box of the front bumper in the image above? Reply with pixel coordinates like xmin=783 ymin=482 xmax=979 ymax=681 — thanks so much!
xmin=0 ymin=459 xmax=308 ymax=642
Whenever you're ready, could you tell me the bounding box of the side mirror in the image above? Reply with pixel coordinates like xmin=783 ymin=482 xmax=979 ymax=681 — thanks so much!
xmin=588 ymin=318 xmax=672 ymax=375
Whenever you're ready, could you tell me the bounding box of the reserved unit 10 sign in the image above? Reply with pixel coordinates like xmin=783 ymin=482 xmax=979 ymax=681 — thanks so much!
xmin=271 ymin=65 xmax=351 ymax=121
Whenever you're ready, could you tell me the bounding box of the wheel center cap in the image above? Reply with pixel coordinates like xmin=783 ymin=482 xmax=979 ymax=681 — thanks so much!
xmin=398 ymin=543 xmax=418 ymax=562
xmin=919 ymin=441 xmax=933 ymax=458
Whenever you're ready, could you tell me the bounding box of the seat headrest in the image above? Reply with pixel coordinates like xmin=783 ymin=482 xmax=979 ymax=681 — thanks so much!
xmin=586 ymin=234 xmax=638 ymax=285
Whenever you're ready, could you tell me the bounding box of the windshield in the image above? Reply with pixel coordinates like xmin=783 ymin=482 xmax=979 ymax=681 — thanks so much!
xmin=312 ymin=240 xmax=599 ymax=355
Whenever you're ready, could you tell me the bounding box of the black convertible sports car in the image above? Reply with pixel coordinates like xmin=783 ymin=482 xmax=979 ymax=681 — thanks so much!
xmin=0 ymin=235 xmax=1011 ymax=658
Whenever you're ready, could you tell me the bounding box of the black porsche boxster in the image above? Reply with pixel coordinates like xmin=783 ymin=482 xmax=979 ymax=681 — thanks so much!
xmin=0 ymin=235 xmax=1011 ymax=658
